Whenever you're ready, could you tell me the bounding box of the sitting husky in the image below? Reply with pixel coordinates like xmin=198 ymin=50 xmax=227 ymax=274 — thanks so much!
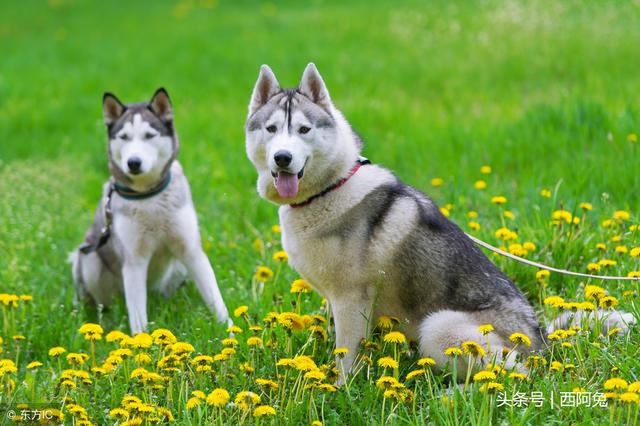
xmin=71 ymin=88 xmax=230 ymax=334
xmin=245 ymin=64 xmax=635 ymax=377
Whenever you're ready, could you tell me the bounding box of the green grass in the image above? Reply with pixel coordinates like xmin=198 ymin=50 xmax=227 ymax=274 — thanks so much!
xmin=1 ymin=0 xmax=639 ymax=424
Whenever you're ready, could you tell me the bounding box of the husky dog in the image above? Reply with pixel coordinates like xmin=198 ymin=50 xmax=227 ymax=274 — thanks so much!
xmin=71 ymin=88 xmax=230 ymax=334
xmin=245 ymin=64 xmax=636 ymax=377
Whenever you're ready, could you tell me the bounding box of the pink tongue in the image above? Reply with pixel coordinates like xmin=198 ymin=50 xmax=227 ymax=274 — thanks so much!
xmin=275 ymin=171 xmax=299 ymax=199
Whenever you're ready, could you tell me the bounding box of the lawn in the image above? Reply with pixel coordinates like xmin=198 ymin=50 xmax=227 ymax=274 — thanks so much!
xmin=1 ymin=0 xmax=639 ymax=424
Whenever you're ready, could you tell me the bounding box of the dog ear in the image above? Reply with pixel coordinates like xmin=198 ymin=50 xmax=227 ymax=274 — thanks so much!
xmin=102 ymin=93 xmax=126 ymax=126
xmin=299 ymin=63 xmax=331 ymax=110
xmin=249 ymin=65 xmax=280 ymax=116
xmin=149 ymin=88 xmax=173 ymax=121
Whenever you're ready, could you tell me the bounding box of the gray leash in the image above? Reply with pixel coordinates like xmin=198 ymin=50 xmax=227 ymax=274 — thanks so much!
xmin=467 ymin=233 xmax=640 ymax=281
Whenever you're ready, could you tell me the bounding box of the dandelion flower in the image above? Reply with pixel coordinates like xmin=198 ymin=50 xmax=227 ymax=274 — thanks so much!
xmin=417 ymin=357 xmax=436 ymax=367
xmin=509 ymin=333 xmax=531 ymax=347
xmin=206 ymin=388 xmax=230 ymax=407
xmin=480 ymin=165 xmax=492 ymax=174
xmin=474 ymin=180 xmax=487 ymax=190
xmin=235 ymin=391 xmax=261 ymax=410
xmin=536 ymin=270 xmax=550 ymax=281
xmin=491 ymin=196 xmax=507 ymax=205
xmin=247 ymin=337 xmax=262 ymax=346
xmin=473 ymin=370 xmax=496 ymax=382
xmin=599 ymin=296 xmax=618 ymax=309
xmin=253 ymin=405 xmax=276 ymax=417
xmin=48 ymin=347 xmax=66 ymax=357
xmin=333 ymin=348 xmax=349 ymax=357
xmin=234 ymin=305 xmax=249 ymax=317
xmin=26 ymin=361 xmax=42 ymax=369
xmin=254 ymin=266 xmax=274 ymax=282
xmin=383 ymin=331 xmax=406 ymax=344
xmin=619 ymin=392 xmax=639 ymax=403
xmin=468 ymin=221 xmax=481 ymax=230
xmin=579 ymin=202 xmax=593 ymax=211
xmin=304 ymin=370 xmax=326 ymax=381
xmin=462 ymin=341 xmax=486 ymax=357
xmin=290 ymin=279 xmax=312 ymax=293
xmin=444 ymin=347 xmax=462 ymax=357
xmin=377 ymin=357 xmax=399 ymax=369
xmin=78 ymin=323 xmax=104 ymax=340
xmin=613 ymin=211 xmax=630 ymax=221
xmin=430 ymin=177 xmax=444 ymax=187
xmin=509 ymin=372 xmax=527 ymax=381
xmin=272 ymin=250 xmax=288 ymax=262
xmin=480 ymin=382 xmax=504 ymax=392
xmin=604 ymin=378 xmax=628 ymax=390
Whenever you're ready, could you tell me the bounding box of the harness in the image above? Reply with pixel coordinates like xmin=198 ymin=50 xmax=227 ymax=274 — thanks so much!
xmin=78 ymin=172 xmax=172 ymax=254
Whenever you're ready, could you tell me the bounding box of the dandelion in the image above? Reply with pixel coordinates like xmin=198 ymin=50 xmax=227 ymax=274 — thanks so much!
xmin=151 ymin=329 xmax=176 ymax=346
xmin=587 ymin=263 xmax=601 ymax=272
xmin=599 ymin=296 xmax=618 ymax=309
xmin=290 ymin=279 xmax=312 ymax=293
xmin=333 ymin=348 xmax=349 ymax=357
xmin=235 ymin=391 xmax=261 ymax=410
xmin=619 ymin=392 xmax=639 ymax=403
xmin=480 ymin=165 xmax=492 ymax=174
xmin=430 ymin=177 xmax=444 ymax=187
xmin=468 ymin=221 xmax=481 ymax=230
xmin=491 ymin=196 xmax=507 ymax=205
xmin=509 ymin=333 xmax=531 ymax=347
xmin=78 ymin=323 xmax=104 ymax=340
xmin=377 ymin=315 xmax=398 ymax=329
xmin=540 ymin=189 xmax=551 ymax=198
xmin=376 ymin=376 xmax=400 ymax=389
xmin=406 ymin=369 xmax=425 ymax=380
xmin=247 ymin=337 xmax=262 ymax=346
xmin=417 ymin=357 xmax=436 ymax=367
xmin=48 ymin=347 xmax=66 ymax=357
xmin=579 ymin=202 xmax=593 ymax=211
xmin=604 ymin=378 xmax=628 ymax=390
xmin=377 ymin=357 xmax=399 ymax=369
xmin=383 ymin=331 xmax=406 ymax=344
xmin=227 ymin=325 xmax=243 ymax=334
xmin=480 ymin=382 xmax=504 ymax=393
xmin=254 ymin=266 xmax=274 ymax=282
xmin=536 ymin=270 xmax=550 ymax=281
xmin=444 ymin=347 xmax=462 ymax=357
xmin=440 ymin=207 xmax=450 ymax=217
xmin=495 ymin=227 xmax=518 ymax=241
xmin=186 ymin=397 xmax=201 ymax=410
xmin=474 ymin=180 xmax=487 ymax=190
xmin=473 ymin=370 xmax=496 ymax=382
xmin=206 ymin=388 xmax=230 ymax=407
xmin=462 ymin=341 xmax=486 ymax=357
xmin=304 ymin=370 xmax=326 ymax=381
xmin=509 ymin=372 xmax=527 ymax=381
xmin=552 ymin=210 xmax=573 ymax=224
xmin=272 ymin=250 xmax=288 ymax=262
xmin=234 ymin=305 xmax=249 ymax=317
xmin=253 ymin=405 xmax=276 ymax=417
xmin=467 ymin=211 xmax=479 ymax=218
xmin=26 ymin=361 xmax=42 ymax=369
xmin=613 ymin=210 xmax=630 ymax=221
xmin=255 ymin=378 xmax=279 ymax=390
xmin=584 ymin=285 xmax=605 ymax=300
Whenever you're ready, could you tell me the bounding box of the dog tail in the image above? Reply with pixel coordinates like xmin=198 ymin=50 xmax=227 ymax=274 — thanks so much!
xmin=68 ymin=249 xmax=86 ymax=305
xmin=547 ymin=309 xmax=636 ymax=335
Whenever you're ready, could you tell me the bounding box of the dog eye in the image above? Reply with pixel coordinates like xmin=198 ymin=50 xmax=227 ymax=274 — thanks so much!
xmin=266 ymin=125 xmax=277 ymax=133
xmin=119 ymin=134 xmax=131 ymax=141
xmin=143 ymin=132 xmax=156 ymax=139
xmin=298 ymin=126 xmax=311 ymax=134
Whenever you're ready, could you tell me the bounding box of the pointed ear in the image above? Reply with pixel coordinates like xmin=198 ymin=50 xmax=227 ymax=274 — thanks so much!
xmin=299 ymin=63 xmax=331 ymax=109
xmin=102 ymin=92 xmax=126 ymax=126
xmin=249 ymin=65 xmax=280 ymax=116
xmin=149 ymin=88 xmax=173 ymax=121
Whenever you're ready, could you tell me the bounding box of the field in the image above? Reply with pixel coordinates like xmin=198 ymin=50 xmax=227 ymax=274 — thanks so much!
xmin=1 ymin=0 xmax=640 ymax=424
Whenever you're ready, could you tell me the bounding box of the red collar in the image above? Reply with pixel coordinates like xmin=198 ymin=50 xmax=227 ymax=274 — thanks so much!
xmin=290 ymin=158 xmax=370 ymax=208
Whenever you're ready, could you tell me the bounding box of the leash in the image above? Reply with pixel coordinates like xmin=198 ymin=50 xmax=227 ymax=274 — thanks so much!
xmin=78 ymin=172 xmax=172 ymax=254
xmin=467 ymin=233 xmax=640 ymax=281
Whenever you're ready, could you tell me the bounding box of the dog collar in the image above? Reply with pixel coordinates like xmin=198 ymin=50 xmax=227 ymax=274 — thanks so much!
xmin=114 ymin=171 xmax=172 ymax=200
xmin=290 ymin=157 xmax=370 ymax=208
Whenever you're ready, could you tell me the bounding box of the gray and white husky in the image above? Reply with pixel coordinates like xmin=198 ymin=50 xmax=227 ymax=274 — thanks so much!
xmin=245 ymin=64 xmax=636 ymax=377
xmin=71 ymin=88 xmax=229 ymax=334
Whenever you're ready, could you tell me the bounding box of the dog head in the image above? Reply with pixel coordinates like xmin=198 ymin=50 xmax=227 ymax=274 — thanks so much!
xmin=245 ymin=63 xmax=361 ymax=205
xmin=103 ymin=88 xmax=178 ymax=187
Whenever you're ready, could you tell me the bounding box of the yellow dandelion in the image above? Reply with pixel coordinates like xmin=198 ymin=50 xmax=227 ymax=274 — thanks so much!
xmin=474 ymin=180 xmax=487 ymax=190
xmin=619 ymin=392 xmax=639 ymax=403
xmin=254 ymin=266 xmax=274 ymax=282
xmin=383 ymin=331 xmax=406 ymax=344
xmin=579 ymin=202 xmax=593 ymax=211
xmin=417 ymin=357 xmax=436 ymax=367
xmin=206 ymin=388 xmax=230 ymax=407
xmin=78 ymin=323 xmax=104 ymax=340
xmin=468 ymin=221 xmax=481 ymax=230
xmin=377 ymin=357 xmax=399 ymax=369
xmin=604 ymin=378 xmax=628 ymax=390
xmin=247 ymin=337 xmax=262 ymax=346
xmin=26 ymin=361 xmax=42 ymax=369
xmin=478 ymin=324 xmax=494 ymax=335
xmin=406 ymin=369 xmax=426 ymax=380
xmin=540 ymin=189 xmax=551 ymax=198
xmin=509 ymin=333 xmax=531 ymax=347
xmin=48 ymin=347 xmax=66 ymax=357
xmin=272 ymin=250 xmax=288 ymax=262
xmin=253 ymin=405 xmax=276 ymax=417
xmin=462 ymin=341 xmax=486 ymax=357
xmin=444 ymin=347 xmax=462 ymax=357
xmin=473 ymin=370 xmax=497 ymax=382
xmin=613 ymin=210 xmax=630 ymax=221
xmin=333 ymin=347 xmax=349 ymax=357
xmin=491 ymin=195 xmax=507 ymax=205
xmin=290 ymin=279 xmax=312 ymax=293
xmin=234 ymin=305 xmax=249 ymax=317
xmin=430 ymin=177 xmax=444 ymax=187
xmin=480 ymin=165 xmax=492 ymax=174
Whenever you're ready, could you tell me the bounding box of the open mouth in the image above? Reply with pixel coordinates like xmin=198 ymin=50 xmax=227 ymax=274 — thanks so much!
xmin=271 ymin=166 xmax=305 ymax=199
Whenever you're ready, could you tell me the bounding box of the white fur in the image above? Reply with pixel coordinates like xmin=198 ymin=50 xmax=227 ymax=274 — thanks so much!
xmin=111 ymin=114 xmax=173 ymax=191
xmin=74 ymin=161 xmax=230 ymax=334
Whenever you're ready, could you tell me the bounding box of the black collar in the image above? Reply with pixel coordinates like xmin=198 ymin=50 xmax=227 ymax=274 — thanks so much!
xmin=114 ymin=172 xmax=172 ymax=200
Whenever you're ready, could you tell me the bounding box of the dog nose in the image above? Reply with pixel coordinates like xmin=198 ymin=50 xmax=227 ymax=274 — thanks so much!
xmin=274 ymin=150 xmax=292 ymax=167
xmin=127 ymin=157 xmax=142 ymax=174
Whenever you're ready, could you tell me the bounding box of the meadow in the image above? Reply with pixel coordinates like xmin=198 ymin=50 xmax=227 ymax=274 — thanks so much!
xmin=1 ymin=0 xmax=639 ymax=424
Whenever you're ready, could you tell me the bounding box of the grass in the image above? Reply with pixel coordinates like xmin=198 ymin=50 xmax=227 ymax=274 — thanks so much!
xmin=0 ymin=0 xmax=639 ymax=424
